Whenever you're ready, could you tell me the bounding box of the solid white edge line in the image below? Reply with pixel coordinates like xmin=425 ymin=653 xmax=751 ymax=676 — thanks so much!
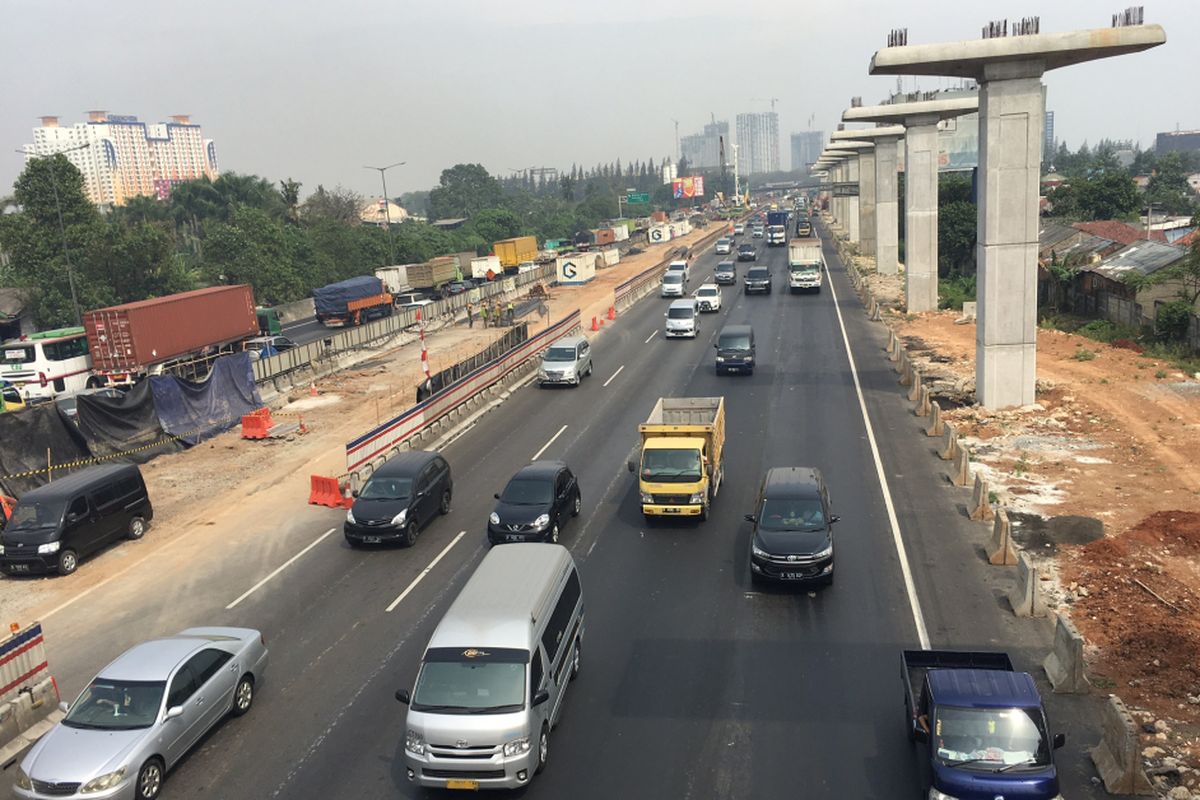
xmin=602 ymin=365 xmax=625 ymax=387
xmin=826 ymin=251 xmax=932 ymax=651
xmin=644 ymin=330 xmax=658 ymax=343
xmin=386 ymin=530 xmax=468 ymax=612
xmin=531 ymin=424 xmax=568 ymax=461
xmin=225 ymin=528 xmax=337 ymax=610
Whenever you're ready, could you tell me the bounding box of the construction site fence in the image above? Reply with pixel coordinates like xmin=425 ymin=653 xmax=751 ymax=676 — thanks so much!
xmin=416 ymin=324 xmax=529 ymax=403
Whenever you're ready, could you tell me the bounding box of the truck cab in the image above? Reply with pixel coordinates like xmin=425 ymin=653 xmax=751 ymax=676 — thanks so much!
xmin=788 ymin=239 xmax=824 ymax=293
xmin=628 ymin=397 xmax=725 ymax=522
xmin=903 ymin=650 xmax=1065 ymax=800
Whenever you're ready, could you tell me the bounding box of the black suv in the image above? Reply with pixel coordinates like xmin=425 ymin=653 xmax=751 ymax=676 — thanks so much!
xmin=488 ymin=460 xmax=581 ymax=545
xmin=744 ymin=266 xmax=771 ymax=294
xmin=746 ymin=467 xmax=839 ymax=586
xmin=714 ymin=261 xmax=737 ymax=285
xmin=345 ymin=450 xmax=452 ymax=547
xmin=737 ymin=244 xmax=758 ymax=262
xmin=715 ymin=324 xmax=755 ymax=375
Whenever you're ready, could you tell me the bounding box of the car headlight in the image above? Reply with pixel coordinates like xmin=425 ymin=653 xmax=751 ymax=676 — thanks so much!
xmin=391 ymin=509 xmax=408 ymax=526
xmin=813 ymin=543 xmax=834 ymax=560
xmin=688 ymin=492 xmax=705 ymax=504
xmin=503 ymin=736 xmax=531 ymax=757
xmin=0 ymin=544 xmax=5 ymax=555
xmin=489 ymin=512 xmax=500 ymax=525
xmin=14 ymin=766 xmax=32 ymax=790
xmin=640 ymin=492 xmax=653 ymax=504
xmin=346 ymin=508 xmax=356 ymax=524
xmin=928 ymin=790 xmax=958 ymax=800
xmin=405 ymin=729 xmax=426 ymax=756
xmin=81 ymin=767 xmax=127 ymax=793
xmin=744 ymin=356 xmax=754 ymax=363
xmin=532 ymin=514 xmax=550 ymax=529
xmin=716 ymin=356 xmax=725 ymax=362
xmin=37 ymin=541 xmax=60 ymax=554
xmin=752 ymin=542 xmax=769 ymax=559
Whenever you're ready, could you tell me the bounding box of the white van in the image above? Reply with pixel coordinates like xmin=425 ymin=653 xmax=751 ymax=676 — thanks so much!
xmin=664 ymin=298 xmax=699 ymax=338
xmin=0 ymin=327 xmax=93 ymax=403
xmin=397 ymin=544 xmax=584 ymax=791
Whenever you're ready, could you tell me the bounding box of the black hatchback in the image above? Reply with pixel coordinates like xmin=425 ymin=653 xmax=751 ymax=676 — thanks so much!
xmin=746 ymin=467 xmax=839 ymax=587
xmin=345 ymin=450 xmax=452 ymax=547
xmin=488 ymin=460 xmax=581 ymax=545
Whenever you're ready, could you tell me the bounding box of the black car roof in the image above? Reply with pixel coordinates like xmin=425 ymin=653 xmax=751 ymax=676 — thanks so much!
xmin=18 ymin=462 xmax=141 ymax=501
xmin=720 ymin=324 xmax=753 ymax=337
xmin=510 ymin=460 xmax=567 ymax=481
xmin=762 ymin=467 xmax=823 ymax=498
xmin=375 ymin=450 xmax=442 ymax=477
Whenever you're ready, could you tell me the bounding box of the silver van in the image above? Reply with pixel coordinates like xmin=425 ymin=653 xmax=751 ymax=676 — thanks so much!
xmin=538 ymin=335 xmax=592 ymax=387
xmin=664 ymin=298 xmax=699 ymax=338
xmin=397 ymin=544 xmax=584 ymax=791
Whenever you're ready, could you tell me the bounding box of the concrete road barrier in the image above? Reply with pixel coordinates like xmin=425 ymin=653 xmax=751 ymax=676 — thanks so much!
xmin=1008 ymin=552 xmax=1047 ymax=617
xmin=914 ymin=384 xmax=932 ymax=417
xmin=1090 ymin=694 xmax=1154 ymax=795
xmin=888 ymin=331 xmax=901 ymax=361
xmin=987 ymin=509 xmax=1019 ymax=566
xmin=1043 ymin=614 xmax=1091 ymax=694
xmin=925 ymin=401 xmax=943 ymax=435
xmin=968 ymin=473 xmax=994 ymax=520
xmin=906 ymin=368 xmax=923 ymax=402
xmin=885 ymin=329 xmax=897 ymax=354
xmin=938 ymin=423 xmax=958 ymax=460
xmin=953 ymin=445 xmax=971 ymax=487
xmin=898 ymin=357 xmax=914 ymax=387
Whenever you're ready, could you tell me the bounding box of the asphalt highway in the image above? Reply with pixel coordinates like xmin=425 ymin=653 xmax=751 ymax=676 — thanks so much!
xmin=11 ymin=220 xmax=1104 ymax=799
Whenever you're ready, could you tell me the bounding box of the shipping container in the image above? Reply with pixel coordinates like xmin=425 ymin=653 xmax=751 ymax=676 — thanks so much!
xmin=651 ymin=210 xmax=669 ymax=223
xmin=84 ymin=285 xmax=258 ymax=378
xmin=601 ymin=247 xmax=620 ymax=267
xmin=408 ymin=256 xmax=459 ymax=289
xmin=593 ymin=228 xmax=616 ymax=246
xmin=470 ymin=255 xmax=502 ymax=280
xmin=612 ymin=225 xmax=630 ymax=242
xmin=648 ymin=224 xmax=671 ymax=244
xmin=493 ymin=236 xmax=539 ymax=268
xmin=374 ymin=265 xmax=412 ymax=295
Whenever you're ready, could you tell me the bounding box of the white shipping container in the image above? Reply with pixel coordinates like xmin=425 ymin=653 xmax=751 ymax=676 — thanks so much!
xmin=612 ymin=225 xmax=629 ymax=242
xmin=601 ymin=247 xmax=620 ymax=267
xmin=648 ymin=225 xmax=671 ymax=244
xmin=374 ymin=265 xmax=412 ymax=294
xmin=470 ymin=255 xmax=501 ymax=279
xmin=556 ymin=254 xmax=598 ymax=285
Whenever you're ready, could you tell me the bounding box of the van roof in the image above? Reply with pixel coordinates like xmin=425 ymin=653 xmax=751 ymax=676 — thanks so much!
xmin=373 ymin=450 xmax=440 ymax=478
xmin=668 ymin=298 xmax=696 ymax=310
xmin=427 ymin=544 xmax=574 ymax=654
xmin=17 ymin=462 xmax=141 ymax=502
xmin=720 ymin=324 xmax=754 ymax=337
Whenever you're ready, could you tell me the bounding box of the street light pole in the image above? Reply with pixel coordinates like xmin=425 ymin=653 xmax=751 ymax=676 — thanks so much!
xmin=363 ymin=161 xmax=406 ymax=265
xmin=17 ymin=143 xmax=90 ymax=326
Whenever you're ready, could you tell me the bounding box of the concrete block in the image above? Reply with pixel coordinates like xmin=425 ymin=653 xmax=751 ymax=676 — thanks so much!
xmin=888 ymin=333 xmax=901 ymax=361
xmin=898 ymin=357 xmax=914 ymax=386
xmin=968 ymin=473 xmax=994 ymax=520
xmin=870 ymin=298 xmax=882 ymax=322
xmin=953 ymin=445 xmax=972 ymax=487
xmin=1008 ymin=552 xmax=1047 ymax=617
xmin=1090 ymin=695 xmax=1154 ymax=795
xmin=938 ymin=423 xmax=958 ymax=460
xmin=1043 ymin=614 xmax=1090 ymax=694
xmin=0 ymin=699 xmax=18 ymax=749
xmin=885 ymin=329 xmax=897 ymax=354
xmin=914 ymin=384 xmax=932 ymax=418
xmin=925 ymin=401 xmax=944 ymax=435
xmin=907 ymin=368 xmax=923 ymax=402
xmin=987 ymin=509 xmax=1018 ymax=566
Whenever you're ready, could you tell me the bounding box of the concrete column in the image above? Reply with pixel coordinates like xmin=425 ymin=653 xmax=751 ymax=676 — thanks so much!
xmin=905 ymin=116 xmax=939 ymax=310
xmin=874 ymin=136 xmax=901 ymax=275
xmin=857 ymin=149 xmax=876 ymax=256
xmin=845 ymin=157 xmax=860 ymax=244
xmin=835 ymin=163 xmax=845 ymax=230
xmin=975 ymin=61 xmax=1044 ymax=409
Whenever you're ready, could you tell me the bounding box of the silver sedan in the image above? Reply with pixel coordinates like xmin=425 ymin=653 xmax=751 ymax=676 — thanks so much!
xmin=14 ymin=627 xmax=268 ymax=800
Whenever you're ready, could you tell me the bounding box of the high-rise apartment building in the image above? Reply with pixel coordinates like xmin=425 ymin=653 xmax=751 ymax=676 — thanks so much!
xmin=680 ymin=120 xmax=729 ymax=169
xmin=1043 ymin=110 xmax=1056 ymax=161
xmin=24 ymin=112 xmax=219 ymax=206
xmin=736 ymin=112 xmax=780 ymax=175
xmin=790 ymin=130 xmax=824 ymax=171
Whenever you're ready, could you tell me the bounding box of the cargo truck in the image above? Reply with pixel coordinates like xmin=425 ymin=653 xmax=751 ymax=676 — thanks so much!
xmin=627 ymin=397 xmax=726 ymax=521
xmin=493 ymin=236 xmax=539 ymax=271
xmin=766 ymin=210 xmax=789 ymax=228
xmin=407 ymin=256 xmax=459 ymax=292
xmin=902 ymin=650 xmax=1066 ymax=800
xmin=314 ymin=276 xmax=394 ymax=328
xmin=374 ymin=265 xmax=413 ymax=296
xmin=83 ymin=285 xmax=259 ymax=386
xmin=788 ymin=238 xmax=825 ymax=293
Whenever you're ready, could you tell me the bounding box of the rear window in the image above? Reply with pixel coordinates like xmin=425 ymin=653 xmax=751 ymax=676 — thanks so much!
xmin=2 ymin=345 xmax=35 ymax=364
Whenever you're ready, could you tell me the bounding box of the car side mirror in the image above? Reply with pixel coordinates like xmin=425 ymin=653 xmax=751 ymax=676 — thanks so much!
xmin=713 ymin=343 xmax=719 ymax=349
xmin=1052 ymin=732 xmax=1065 ymax=749
xmin=532 ymin=689 xmax=550 ymax=707
xmin=58 ymin=701 xmax=70 ymax=714
xmin=830 ymin=515 xmax=840 ymax=524
xmin=744 ymin=514 xmax=756 ymax=523
xmin=395 ymin=689 xmax=410 ymax=705
xmin=627 ymin=461 xmax=635 ymax=473
xmin=165 ymin=705 xmax=184 ymax=721
xmin=351 ymin=490 xmax=359 ymax=498
xmin=67 ymin=513 xmax=80 ymax=523
xmin=494 ymin=493 xmax=501 ymax=500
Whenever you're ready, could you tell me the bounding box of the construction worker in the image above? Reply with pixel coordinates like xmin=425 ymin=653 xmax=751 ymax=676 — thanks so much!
xmin=480 ymin=303 xmax=490 ymax=327
xmin=506 ymin=301 xmax=515 ymax=325
xmin=466 ymin=301 xmax=475 ymax=328
xmin=492 ymin=301 xmax=502 ymax=326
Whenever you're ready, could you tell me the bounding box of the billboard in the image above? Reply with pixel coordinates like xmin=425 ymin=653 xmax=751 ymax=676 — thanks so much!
xmin=671 ymin=176 xmax=706 ymax=199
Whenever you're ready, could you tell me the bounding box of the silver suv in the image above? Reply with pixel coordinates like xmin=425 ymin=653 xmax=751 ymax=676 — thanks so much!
xmin=538 ymin=336 xmax=592 ymax=386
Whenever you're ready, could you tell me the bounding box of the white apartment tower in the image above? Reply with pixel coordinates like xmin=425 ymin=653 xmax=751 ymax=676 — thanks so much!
xmin=25 ymin=112 xmax=219 ymax=206
xmin=735 ymin=112 xmax=780 ymax=175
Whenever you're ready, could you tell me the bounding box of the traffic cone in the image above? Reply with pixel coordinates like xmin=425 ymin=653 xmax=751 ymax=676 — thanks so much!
xmin=309 ymin=383 xmax=318 ymax=397
xmin=591 ymin=316 xmax=599 ymax=331
xmin=607 ymin=306 xmax=615 ymax=320
xmin=298 ymin=415 xmax=309 ymax=434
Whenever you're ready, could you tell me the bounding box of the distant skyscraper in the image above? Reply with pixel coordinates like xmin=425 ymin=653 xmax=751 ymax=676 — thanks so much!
xmin=736 ymin=112 xmax=780 ymax=175
xmin=680 ymin=120 xmax=729 ymax=169
xmin=24 ymin=111 xmax=218 ymax=206
xmin=1156 ymin=129 xmax=1200 ymax=154
xmin=790 ymin=131 xmax=824 ymax=171
xmin=1043 ymin=110 xmax=1056 ymax=162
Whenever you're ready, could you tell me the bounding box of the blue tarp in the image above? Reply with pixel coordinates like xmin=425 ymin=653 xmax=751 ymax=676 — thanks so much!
xmin=150 ymin=352 xmax=263 ymax=445
xmin=313 ymin=276 xmax=384 ymax=316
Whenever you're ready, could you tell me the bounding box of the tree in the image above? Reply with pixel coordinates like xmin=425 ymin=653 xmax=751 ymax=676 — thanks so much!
xmin=1075 ymin=171 xmax=1140 ymax=220
xmin=1145 ymin=153 xmax=1196 ymax=215
xmin=427 ymin=163 xmax=503 ymax=221
xmin=279 ymin=178 xmax=302 ymax=224
xmin=467 ymin=208 xmax=523 ymax=244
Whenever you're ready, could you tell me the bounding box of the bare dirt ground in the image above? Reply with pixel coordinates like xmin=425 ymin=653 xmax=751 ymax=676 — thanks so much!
xmin=0 ymin=222 xmax=724 ymax=627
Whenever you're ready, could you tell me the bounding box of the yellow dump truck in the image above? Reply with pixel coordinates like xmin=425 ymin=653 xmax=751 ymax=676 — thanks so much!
xmin=627 ymin=397 xmax=726 ymax=521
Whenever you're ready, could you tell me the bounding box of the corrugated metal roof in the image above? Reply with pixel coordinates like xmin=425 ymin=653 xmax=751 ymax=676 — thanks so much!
xmin=1039 ymin=221 xmax=1077 ymax=250
xmin=1084 ymin=240 xmax=1188 ymax=280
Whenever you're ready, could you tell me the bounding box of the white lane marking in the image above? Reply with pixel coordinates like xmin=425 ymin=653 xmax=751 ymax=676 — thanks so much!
xmin=386 ymin=530 xmax=468 ymax=612
xmin=644 ymin=330 xmax=658 ymax=343
xmin=225 ymin=528 xmax=337 ymax=610
xmin=602 ymin=365 xmax=625 ymax=387
xmin=531 ymin=424 xmax=568 ymax=461
xmin=826 ymin=256 xmax=931 ymax=650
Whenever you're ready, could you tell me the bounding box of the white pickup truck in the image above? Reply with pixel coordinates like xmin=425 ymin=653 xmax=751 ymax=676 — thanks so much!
xmin=788 ymin=238 xmax=824 ymax=293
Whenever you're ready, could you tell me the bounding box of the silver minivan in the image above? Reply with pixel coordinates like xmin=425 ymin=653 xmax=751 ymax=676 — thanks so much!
xmin=664 ymin=298 xmax=699 ymax=338
xmin=397 ymin=544 xmax=584 ymax=791
xmin=538 ymin=335 xmax=592 ymax=387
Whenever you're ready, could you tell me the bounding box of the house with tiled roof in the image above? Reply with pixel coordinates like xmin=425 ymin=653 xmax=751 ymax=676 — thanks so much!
xmin=1072 ymin=220 xmax=1166 ymax=245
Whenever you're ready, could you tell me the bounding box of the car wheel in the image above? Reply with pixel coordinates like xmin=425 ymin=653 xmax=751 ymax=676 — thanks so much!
xmin=57 ymin=549 xmax=78 ymax=576
xmin=136 ymin=758 xmax=165 ymax=800
xmin=232 ymin=674 xmax=255 ymax=716
xmin=535 ymin=723 xmax=550 ymax=774
xmin=127 ymin=516 xmax=147 ymax=540
xmin=548 ymin=523 xmax=560 ymax=544
xmin=570 ymin=640 xmax=581 ymax=681
xmin=404 ymin=521 xmax=419 ymax=547
xmin=439 ymin=489 xmax=452 ymax=515
xmin=572 ymin=493 xmax=581 ymax=517
xmin=699 ymin=504 xmax=709 ymax=522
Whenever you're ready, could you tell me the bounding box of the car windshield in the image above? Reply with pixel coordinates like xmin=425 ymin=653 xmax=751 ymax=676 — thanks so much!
xmin=8 ymin=500 xmax=64 ymax=530
xmin=748 ymin=269 xmax=768 ymax=279
xmin=663 ymin=273 xmax=683 ymax=284
xmin=544 ymin=346 xmax=577 ymax=362
xmin=667 ymin=307 xmax=694 ymax=319
xmin=359 ymin=477 xmax=413 ymax=501
xmin=641 ymin=449 xmax=702 ymax=483
xmin=697 ymin=288 xmax=717 ymax=297
xmin=719 ymin=334 xmax=751 ymax=351
xmin=934 ymin=706 xmax=1052 ymax=769
xmin=501 ymin=478 xmax=553 ymax=505
xmin=758 ymin=498 xmax=826 ymax=531
xmin=412 ymin=659 xmax=526 ymax=714
xmin=717 ymin=263 xmax=734 ymax=272
xmin=63 ymin=679 xmax=165 ymax=731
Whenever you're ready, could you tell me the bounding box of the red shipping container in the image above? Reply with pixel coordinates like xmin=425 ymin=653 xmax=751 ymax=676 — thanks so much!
xmin=84 ymin=285 xmax=258 ymax=374
xmin=651 ymin=211 xmax=668 ymax=223
xmin=593 ymin=228 xmax=616 ymax=245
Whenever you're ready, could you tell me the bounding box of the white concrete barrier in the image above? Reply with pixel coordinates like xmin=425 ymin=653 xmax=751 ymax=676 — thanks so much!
xmin=938 ymin=423 xmax=958 ymax=460
xmin=1090 ymin=694 xmax=1154 ymax=795
xmin=1043 ymin=615 xmax=1090 ymax=694
xmin=914 ymin=384 xmax=932 ymax=417
xmin=953 ymin=445 xmax=971 ymax=487
xmin=968 ymin=473 xmax=994 ymax=520
xmin=987 ymin=509 xmax=1018 ymax=566
xmin=1008 ymin=552 xmax=1047 ymax=617
xmin=907 ymin=368 xmax=923 ymax=402
xmin=925 ymin=400 xmax=944 ymax=435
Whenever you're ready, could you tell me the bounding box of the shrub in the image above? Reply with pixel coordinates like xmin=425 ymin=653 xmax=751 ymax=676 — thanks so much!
xmin=1073 ymin=348 xmax=1097 ymax=362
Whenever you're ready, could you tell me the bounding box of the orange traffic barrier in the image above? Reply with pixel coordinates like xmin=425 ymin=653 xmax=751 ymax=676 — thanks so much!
xmin=308 ymin=475 xmax=352 ymax=508
xmin=591 ymin=316 xmax=599 ymax=331
xmin=310 ymin=383 xmax=319 ymax=397
xmin=607 ymin=306 xmax=615 ymax=320
xmin=241 ymin=408 xmax=273 ymax=439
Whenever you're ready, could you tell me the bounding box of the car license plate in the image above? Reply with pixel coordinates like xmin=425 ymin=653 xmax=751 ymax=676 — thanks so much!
xmin=506 ymin=535 xmax=522 ymax=542
xmin=446 ymin=779 xmax=479 ymax=790
xmin=662 ymin=507 xmax=681 ymax=514
xmin=8 ymin=563 xmax=29 ymax=573
xmin=363 ymin=536 xmax=381 ymax=544
xmin=781 ymin=572 xmax=807 ymax=580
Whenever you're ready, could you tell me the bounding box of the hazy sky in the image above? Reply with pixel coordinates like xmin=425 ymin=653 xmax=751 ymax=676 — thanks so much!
xmin=1 ymin=0 xmax=1193 ymax=200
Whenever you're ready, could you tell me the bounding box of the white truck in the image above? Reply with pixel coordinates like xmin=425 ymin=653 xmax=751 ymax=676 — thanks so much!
xmin=788 ymin=238 xmax=824 ymax=293
xmin=470 ymin=255 xmax=502 ymax=280
xmin=374 ymin=265 xmax=413 ymax=296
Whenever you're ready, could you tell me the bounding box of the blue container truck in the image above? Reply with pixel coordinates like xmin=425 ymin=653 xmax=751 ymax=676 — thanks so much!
xmin=902 ymin=650 xmax=1066 ymax=800
xmin=314 ymin=276 xmax=393 ymax=328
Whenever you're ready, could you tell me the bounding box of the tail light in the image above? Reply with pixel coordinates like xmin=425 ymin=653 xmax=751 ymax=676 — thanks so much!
xmin=38 ymin=372 xmax=47 ymax=387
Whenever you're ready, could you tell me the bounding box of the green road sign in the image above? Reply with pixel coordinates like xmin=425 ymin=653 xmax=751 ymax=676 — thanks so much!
xmin=625 ymin=192 xmax=650 ymax=204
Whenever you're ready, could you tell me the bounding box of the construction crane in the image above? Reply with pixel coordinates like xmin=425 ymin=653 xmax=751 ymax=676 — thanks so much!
xmin=752 ymin=97 xmax=780 ymax=111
